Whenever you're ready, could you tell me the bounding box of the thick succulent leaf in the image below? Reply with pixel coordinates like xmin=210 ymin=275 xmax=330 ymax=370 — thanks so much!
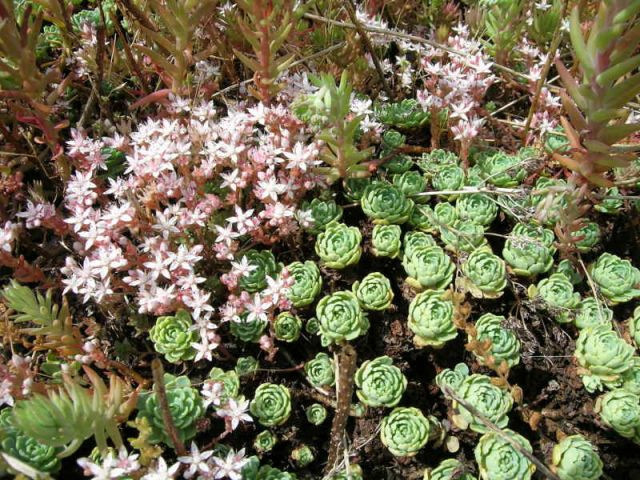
xmin=596 ymin=53 xmax=640 ymax=88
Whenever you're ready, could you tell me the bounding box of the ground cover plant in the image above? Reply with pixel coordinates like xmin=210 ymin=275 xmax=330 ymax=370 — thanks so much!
xmin=1 ymin=0 xmax=640 ymax=478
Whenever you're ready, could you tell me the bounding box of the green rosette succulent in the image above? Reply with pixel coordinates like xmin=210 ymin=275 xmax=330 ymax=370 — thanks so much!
xmin=628 ymin=306 xmax=640 ymax=347
xmin=588 ymin=253 xmax=640 ymax=304
xmin=315 ymin=222 xmax=362 ymax=269
xmin=302 ymin=198 xmax=343 ymax=233
xmin=371 ymin=224 xmax=402 ymax=258
xmin=529 ymin=177 xmax=569 ymax=226
xmin=574 ymin=297 xmax=613 ymax=330
xmin=250 ymin=383 xmax=292 ymax=427
xmin=230 ymin=314 xmax=268 ymax=343
xmin=574 ymin=324 xmax=635 ymax=392
xmin=408 ymin=290 xmax=457 ymax=348
xmin=409 ymin=204 xmax=438 ymax=232
xmin=455 ymin=194 xmax=498 ymax=228
xmin=551 ymin=435 xmax=603 ymax=480
xmin=361 ymin=183 xmax=414 ymax=224
xmin=392 ymin=171 xmax=427 ymax=198
xmin=352 ymin=272 xmax=394 ymax=311
xmin=208 ymin=368 xmax=240 ymax=404
xmin=417 ymin=149 xmax=459 ymax=177
xmin=382 ymin=154 xmax=415 ymax=174
xmin=475 ymin=429 xmax=535 ymax=480
xmin=594 ymin=187 xmax=623 ymax=214
xmin=570 ymin=221 xmax=601 ymax=253
xmin=432 ymin=164 xmax=466 ymax=198
xmin=433 ymin=202 xmax=458 ymax=226
xmin=331 ymin=464 xmax=364 ymax=480
xmin=273 ymin=312 xmax=302 ymax=343
xmin=254 ymin=430 xmax=278 ymax=453
xmin=424 ymin=458 xmax=477 ymax=480
xmin=305 ymin=403 xmax=328 ymax=425
xmin=236 ymin=356 xmax=259 ymax=377
xmin=403 ymin=231 xmax=437 ymax=260
xmin=255 ymin=465 xmax=299 ymax=479
xmin=380 ymin=407 xmax=433 ymax=457
xmin=286 ymin=261 xmax=322 ymax=308
xmin=304 ymin=352 xmax=336 ymax=388
xmin=237 ymin=250 xmax=281 ymax=293
xmin=316 ymin=291 xmax=369 ymax=346
xmin=554 ymin=259 xmax=584 ymax=285
xmin=460 ymin=247 xmax=507 ymax=298
xmin=355 ymin=356 xmax=408 ymax=407
xmin=473 ymin=313 xmax=521 ymax=369
xmin=453 ymin=374 xmax=513 ymax=433
xmin=376 ymin=99 xmax=430 ymax=129
xmin=305 ymin=317 xmax=321 ymax=335
xmin=622 ymin=359 xmax=640 ymax=395
xmin=528 ymin=273 xmax=581 ymax=323
xmin=477 ymin=151 xmax=526 ymax=187
xmin=544 ymin=126 xmax=570 ymax=154
xmin=439 ymin=221 xmax=488 ymax=254
xmin=381 ymin=129 xmax=406 ymax=151
xmin=291 ymin=445 xmax=315 ymax=467
xmin=435 ymin=363 xmax=470 ymax=393
xmin=403 ymin=245 xmax=455 ymax=291
xmin=137 ymin=374 xmax=204 ymax=446
xmin=502 ymin=223 xmax=555 ymax=277
xmin=595 ymin=389 xmax=640 ymax=442
xmin=149 ymin=309 xmax=198 ymax=363
xmin=343 ymin=178 xmax=371 ymax=202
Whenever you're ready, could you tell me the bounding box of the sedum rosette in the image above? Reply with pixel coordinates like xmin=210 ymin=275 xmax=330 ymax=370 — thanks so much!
xmin=595 ymin=389 xmax=640 ymax=443
xmin=286 ymin=261 xmax=322 ymax=308
xmin=236 ymin=355 xmax=259 ymax=377
xmin=380 ymin=407 xmax=435 ymax=457
xmin=403 ymin=245 xmax=455 ymax=291
xmin=354 ymin=356 xmax=407 ymax=408
xmin=472 ymin=313 xmax=521 ymax=369
xmin=273 ymin=312 xmax=302 ymax=343
xmin=254 ymin=430 xmax=278 ymax=453
xmin=343 ymin=177 xmax=371 ymax=202
xmin=502 ymin=223 xmax=555 ymax=277
xmin=409 ymin=204 xmax=438 ymax=231
xmin=361 ymin=183 xmax=414 ymax=224
xmin=149 ymin=309 xmax=199 ymax=363
xmin=460 ymin=247 xmax=507 ymax=298
xmin=237 ymin=250 xmax=281 ymax=293
xmin=570 ymin=221 xmax=601 ymax=253
xmin=316 ymin=291 xmax=369 ymax=346
xmin=432 ymin=164 xmax=466 ymax=198
xmin=352 ymin=272 xmax=394 ymax=311
xmin=475 ymin=429 xmax=536 ymax=480
xmin=554 ymin=259 xmax=584 ymax=285
xmin=305 ymin=403 xmax=328 ymax=425
xmin=208 ymin=367 xmax=240 ymax=404
xmin=528 ymin=273 xmax=580 ymax=323
xmin=371 ymin=224 xmax=402 ymax=258
xmin=435 ymin=363 xmax=470 ymax=393
xmin=393 ymin=170 xmax=427 ymax=197
xmin=403 ymin=231 xmax=437 ymax=260
xmin=291 ymin=445 xmax=314 ymax=467
xmin=302 ymin=198 xmax=343 ymax=233
xmin=304 ymin=352 xmax=336 ymax=388
xmin=424 ymin=458 xmax=477 ymax=480
xmin=315 ymin=222 xmax=362 ymax=269
xmin=621 ymin=358 xmax=640 ymax=395
xmin=452 ymin=374 xmax=513 ymax=433
xmin=250 ymin=383 xmax=292 ymax=427
xmin=574 ymin=297 xmax=613 ymax=330
xmin=408 ymin=290 xmax=457 ymax=348
xmin=588 ymin=253 xmax=640 ymax=304
xmin=455 ymin=194 xmax=498 ymax=228
xmin=230 ymin=314 xmax=268 ymax=343
xmin=439 ymin=221 xmax=488 ymax=253
xmin=628 ymin=306 xmax=640 ymax=347
xmin=476 ymin=151 xmax=526 ymax=187
xmin=417 ymin=149 xmax=459 ymax=177
xmin=551 ymin=435 xmax=603 ymax=480
xmin=433 ymin=202 xmax=458 ymax=226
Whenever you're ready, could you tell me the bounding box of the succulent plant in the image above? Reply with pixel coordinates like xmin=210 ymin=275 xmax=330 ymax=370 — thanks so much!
xmin=254 ymin=464 xmax=299 ymax=479
xmin=502 ymin=223 xmax=555 ymax=277
xmin=574 ymin=297 xmax=613 ymax=330
xmin=250 ymin=383 xmax=292 ymax=427
xmin=575 ymin=324 xmax=635 ymax=392
xmin=305 ymin=317 xmax=321 ymax=335
xmin=408 ymin=290 xmax=457 ymax=348
xmin=286 ymin=261 xmax=322 ymax=308
xmin=330 ymin=464 xmax=364 ymax=480
xmin=460 ymin=247 xmax=507 ymax=298
xmin=588 ymin=253 xmax=640 ymax=304
xmin=352 ymin=272 xmax=394 ymax=311
xmin=433 ymin=202 xmax=458 ymax=226
xmin=305 ymin=403 xmax=328 ymax=425
xmin=403 ymin=245 xmax=455 ymax=291
xmin=475 ymin=429 xmax=536 ymax=480
xmin=375 ymin=99 xmax=431 ymax=129
xmin=455 ymin=194 xmax=498 ymax=228
xmin=301 ymin=198 xmax=343 ymax=233
xmin=380 ymin=407 xmax=435 ymax=457
xmin=236 ymin=356 xmax=260 ymax=377
xmin=424 ymin=458 xmax=477 ymax=480
xmin=304 ymin=352 xmax=336 ymax=388
xmin=570 ymin=221 xmax=601 ymax=253
xmin=595 ymin=389 xmax=640 ymax=443
xmin=628 ymin=307 xmax=640 ymax=348
xmin=361 ymin=183 xmax=414 ymax=224
xmin=552 ymin=435 xmax=603 ymax=480
xmin=315 ymin=222 xmax=362 ymax=269
xmin=554 ymin=259 xmax=584 ymax=285
xmin=439 ymin=221 xmax=488 ymax=253
xmin=529 ymin=177 xmax=569 ymax=226
xmin=403 ymin=231 xmax=437 ymax=259
xmin=273 ymin=312 xmax=302 ymax=343
xmin=594 ymin=187 xmax=624 ymax=215
xmin=381 ymin=129 xmax=406 ymax=151
xmin=476 ymin=151 xmax=526 ymax=187
xmin=409 ymin=204 xmax=438 ymax=232
xmin=382 ymin=154 xmax=415 ymax=175
xmin=355 ymin=356 xmax=408 ymax=408
xmin=316 ymin=291 xmax=369 ymax=346
xmin=254 ymin=430 xmax=278 ymax=453
xmin=528 ymin=273 xmax=581 ymax=323
xmin=432 ymin=164 xmax=466 ymax=197
xmin=435 ymin=363 xmax=470 ymax=393
xmin=417 ymin=149 xmax=459 ymax=177
xmin=208 ymin=367 xmax=241 ymax=405
xmin=472 ymin=313 xmax=521 ymax=369
xmin=149 ymin=309 xmax=198 ymax=363
xmin=230 ymin=314 xmax=268 ymax=343
xmin=621 ymin=358 xmax=640 ymax=395
xmin=137 ymin=374 xmax=204 ymax=446
xmin=371 ymin=224 xmax=402 ymax=258
xmin=392 ymin=171 xmax=427 ymax=198
xmin=343 ymin=178 xmax=372 ymax=202
xmin=452 ymin=374 xmax=513 ymax=433
xmin=291 ymin=444 xmax=314 ymax=467
xmin=237 ymin=250 xmax=282 ymax=293
xmin=544 ymin=127 xmax=570 ymax=154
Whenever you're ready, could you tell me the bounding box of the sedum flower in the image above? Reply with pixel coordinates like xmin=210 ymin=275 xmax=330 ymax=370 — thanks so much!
xmin=286 ymin=261 xmax=322 ymax=308
xmin=403 ymin=245 xmax=455 ymax=291
xmin=472 ymin=313 xmax=521 ymax=369
xmin=476 ymin=151 xmax=526 ymax=187
xmin=453 ymin=374 xmax=513 ymax=433
xmin=595 ymin=389 xmax=640 ymax=442
xmin=304 ymin=352 xmax=336 ymax=388
xmin=305 ymin=403 xmax=328 ymax=425
xmin=361 ymin=183 xmax=414 ymax=224
xmin=273 ymin=312 xmax=302 ymax=343
xmin=253 ymin=430 xmax=278 ymax=453
xmin=352 ymin=272 xmax=394 ymax=311
xmin=355 ymin=356 xmax=407 ymax=408
xmin=433 ymin=202 xmax=458 ymax=226
xmin=574 ymin=297 xmax=613 ymax=330
xmin=435 ymin=363 xmax=470 ymax=393
xmin=460 ymin=247 xmax=507 ymax=298
xmin=149 ymin=310 xmax=198 ymax=363
xmin=475 ymin=429 xmax=536 ymax=480
xmin=424 ymin=458 xmax=477 ymax=480
xmin=528 ymin=273 xmax=580 ymax=323
xmin=315 ymin=222 xmax=362 ymax=269
xmin=291 ymin=445 xmax=314 ymax=467
xmin=574 ymin=324 xmax=635 ymax=392
xmin=230 ymin=314 xmax=268 ymax=343
xmin=408 ymin=290 xmax=456 ymax=348
xmin=628 ymin=306 xmax=640 ymax=348
xmin=455 ymin=194 xmax=498 ymax=228
xmin=380 ymin=407 xmax=436 ymax=457
xmin=249 ymin=383 xmax=292 ymax=427
xmin=392 ymin=171 xmax=427 ymax=197
xmin=316 ymin=291 xmax=369 ymax=346
xmin=439 ymin=221 xmax=487 ymax=253
xmin=432 ymin=165 xmax=466 ymax=198
xmin=371 ymin=224 xmax=402 ymax=258
xmin=551 ymin=435 xmax=603 ymax=480
xmin=237 ymin=250 xmax=281 ymax=293
xmin=588 ymin=253 xmax=640 ymax=304
xmin=502 ymin=223 xmax=555 ymax=277
xmin=301 ymin=198 xmax=343 ymax=234
xmin=570 ymin=221 xmax=601 ymax=253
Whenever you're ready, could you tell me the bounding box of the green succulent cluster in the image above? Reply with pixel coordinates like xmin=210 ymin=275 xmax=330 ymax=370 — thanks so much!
xmin=305 ymin=403 xmax=328 ymax=425
xmin=574 ymin=297 xmax=613 ymax=330
xmin=371 ymin=224 xmax=402 ymax=258
xmin=528 ymin=273 xmax=581 ymax=323
xmin=230 ymin=314 xmax=268 ymax=343
xmin=316 ymin=291 xmax=369 ymax=346
xmin=588 ymin=253 xmax=640 ymax=304
xmin=330 ymin=464 xmax=363 ymax=480
xmin=455 ymin=194 xmax=498 ymax=228
xmin=393 ymin=171 xmax=427 ymax=197
xmin=250 ymin=383 xmax=292 ymax=427
xmin=435 ymin=363 xmax=470 ymax=393
xmin=432 ymin=164 xmax=466 ymax=196
xmin=554 ymin=259 xmax=584 ymax=285
xmin=375 ymin=99 xmax=431 ymax=129
xmin=149 ymin=310 xmax=198 ymax=363
xmin=628 ymin=307 xmax=640 ymax=348
xmin=403 ymin=231 xmax=437 ymax=259
xmin=236 ymin=356 xmax=260 ymax=377
xmin=551 ymin=435 xmax=603 ymax=480
xmin=254 ymin=430 xmax=278 ymax=453
xmin=315 ymin=222 xmax=362 ymax=269
xmin=472 ymin=313 xmax=521 ymax=369
xmin=476 ymin=151 xmax=526 ymax=187
xmin=502 ymin=223 xmax=555 ymax=277
xmin=343 ymin=178 xmax=371 ymax=202
xmin=352 ymin=272 xmax=394 ymax=311
xmin=433 ymin=202 xmax=458 ymax=226
xmin=544 ymin=126 xmax=570 ymax=154
xmin=302 ymin=198 xmax=343 ymax=233
xmin=291 ymin=445 xmax=315 ymax=467
xmin=238 ymin=250 xmax=282 ymax=293
xmin=408 ymin=290 xmax=457 ymax=348
xmin=208 ymin=368 xmax=240 ymax=405
xmin=594 ymin=187 xmax=623 ymax=215
xmin=596 ymin=389 xmax=640 ymax=443
xmin=137 ymin=374 xmax=204 ymax=446
xmin=286 ymin=261 xmax=322 ymax=308
xmin=439 ymin=221 xmax=488 ymax=253
xmin=529 ymin=177 xmax=569 ymax=226
xmin=460 ymin=247 xmax=507 ymax=298
xmin=417 ymin=149 xmax=459 ymax=177
xmin=273 ymin=312 xmax=302 ymax=343
xmin=361 ymin=183 xmax=414 ymax=224
xmin=424 ymin=458 xmax=477 ymax=480
xmin=475 ymin=429 xmax=535 ymax=480
xmin=355 ymin=356 xmax=407 ymax=408
xmin=380 ymin=407 xmax=436 ymax=457
xmin=570 ymin=221 xmax=601 ymax=253
xmin=403 ymin=244 xmax=455 ymax=291
xmin=304 ymin=353 xmax=336 ymax=388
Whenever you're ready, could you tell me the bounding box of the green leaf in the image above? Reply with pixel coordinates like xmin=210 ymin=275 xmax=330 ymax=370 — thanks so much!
xmin=597 ymin=53 xmax=640 ymax=88
xmin=570 ymin=7 xmax=594 ymax=78
xmin=597 ymin=123 xmax=640 ymax=144
xmin=603 ymin=72 xmax=640 ymax=108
